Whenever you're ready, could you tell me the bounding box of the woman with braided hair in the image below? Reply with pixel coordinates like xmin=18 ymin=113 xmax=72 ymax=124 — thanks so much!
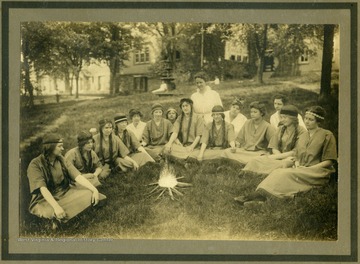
xmin=114 ymin=113 xmax=155 ymax=167
xmin=65 ymin=131 xmax=103 ymax=186
xmin=234 ymin=106 xmax=337 ymax=204
xmin=242 ymin=105 xmax=307 ymax=174
xmin=93 ymin=118 xmax=138 ymax=178
xmin=222 ymin=101 xmax=276 ymax=165
xmin=26 ymin=134 xmax=106 ymax=227
xmin=190 ymin=105 xmax=235 ymax=161
xmin=164 ymin=98 xmax=204 ymax=160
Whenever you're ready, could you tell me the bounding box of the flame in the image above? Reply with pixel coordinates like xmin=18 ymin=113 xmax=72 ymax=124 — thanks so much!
xmin=148 ymin=160 xmax=191 ymax=200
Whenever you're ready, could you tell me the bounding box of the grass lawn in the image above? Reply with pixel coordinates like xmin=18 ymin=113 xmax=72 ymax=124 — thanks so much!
xmin=19 ymin=77 xmax=338 ymax=241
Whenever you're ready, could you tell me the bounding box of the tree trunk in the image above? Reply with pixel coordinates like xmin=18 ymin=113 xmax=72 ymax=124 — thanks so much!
xmin=320 ymin=24 xmax=335 ymax=99
xmin=64 ymin=71 xmax=71 ymax=95
xmin=75 ymin=71 xmax=80 ymax=99
xmin=257 ymin=24 xmax=268 ymax=84
xmin=109 ymin=57 xmax=120 ymax=95
xmin=247 ymin=31 xmax=257 ymax=77
xmin=22 ymin=38 xmax=34 ymax=108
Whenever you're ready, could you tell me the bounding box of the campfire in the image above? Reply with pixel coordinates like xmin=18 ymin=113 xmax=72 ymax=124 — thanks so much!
xmin=148 ymin=160 xmax=192 ymax=200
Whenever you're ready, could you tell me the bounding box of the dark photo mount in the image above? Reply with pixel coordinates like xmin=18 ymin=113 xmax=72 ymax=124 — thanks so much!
xmin=1 ymin=0 xmax=358 ymax=263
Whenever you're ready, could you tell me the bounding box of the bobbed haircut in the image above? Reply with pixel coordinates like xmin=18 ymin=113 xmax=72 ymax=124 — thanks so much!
xmin=249 ymin=101 xmax=267 ymax=116
xmin=272 ymin=93 xmax=288 ymax=105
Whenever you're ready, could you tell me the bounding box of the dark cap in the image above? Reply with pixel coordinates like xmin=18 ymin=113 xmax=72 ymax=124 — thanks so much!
xmin=42 ymin=133 xmax=63 ymax=144
xmin=151 ymin=103 xmax=164 ymax=114
xmin=212 ymin=105 xmax=225 ymax=113
xmin=280 ymin=105 xmax=299 ymax=117
xmin=212 ymin=105 xmax=225 ymax=119
xmin=114 ymin=113 xmax=127 ymax=124
xmin=77 ymin=131 xmax=93 ymax=144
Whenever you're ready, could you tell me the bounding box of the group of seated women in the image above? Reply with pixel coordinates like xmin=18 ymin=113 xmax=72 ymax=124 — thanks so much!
xmin=26 ymin=71 xmax=337 ymax=227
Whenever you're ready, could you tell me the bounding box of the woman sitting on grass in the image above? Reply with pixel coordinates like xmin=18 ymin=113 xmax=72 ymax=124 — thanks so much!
xmin=221 ymin=101 xmax=276 ymax=165
xmin=224 ymin=97 xmax=247 ymax=138
xmin=141 ymin=103 xmax=173 ymax=161
xmin=164 ymin=98 xmax=204 ymax=160
xmin=65 ymin=131 xmax=103 ymax=187
xmin=191 ymin=71 xmax=223 ymax=123
xmin=165 ymin=107 xmax=178 ymax=125
xmin=270 ymin=93 xmax=306 ymax=129
xmin=114 ymin=113 xmax=155 ymax=166
xmin=126 ymin=109 xmax=146 ymax=143
xmin=234 ymin=106 xmax=337 ymax=204
xmin=93 ymin=118 xmax=139 ymax=178
xmin=27 ymin=134 xmax=106 ymax=228
xmin=190 ymin=105 xmax=236 ymax=161
xmin=242 ymin=105 xmax=307 ymax=175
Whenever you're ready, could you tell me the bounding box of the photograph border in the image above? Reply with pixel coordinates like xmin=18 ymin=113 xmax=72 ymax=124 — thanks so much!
xmin=1 ymin=1 xmax=358 ymax=262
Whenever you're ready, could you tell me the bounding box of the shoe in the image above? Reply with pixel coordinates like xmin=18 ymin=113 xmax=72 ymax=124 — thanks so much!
xmin=234 ymin=196 xmax=248 ymax=205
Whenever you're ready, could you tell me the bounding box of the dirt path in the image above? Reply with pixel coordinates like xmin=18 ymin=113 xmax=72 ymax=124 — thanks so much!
xmin=280 ymin=81 xmax=320 ymax=93
xmin=20 ymin=98 xmax=100 ymax=151
xmin=20 ymin=114 xmax=69 ymax=151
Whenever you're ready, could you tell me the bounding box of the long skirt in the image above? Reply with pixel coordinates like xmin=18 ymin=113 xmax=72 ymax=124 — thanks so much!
xmin=189 ymin=147 xmax=225 ymax=160
xmin=30 ymin=185 xmax=107 ymax=222
xmin=167 ymin=144 xmax=196 ymax=160
xmin=221 ymin=148 xmax=268 ymax=165
xmin=129 ymin=152 xmax=155 ymax=167
xmin=243 ymin=156 xmax=294 ymax=175
xmin=145 ymin=145 xmax=165 ymax=161
xmin=256 ymin=166 xmax=335 ymax=198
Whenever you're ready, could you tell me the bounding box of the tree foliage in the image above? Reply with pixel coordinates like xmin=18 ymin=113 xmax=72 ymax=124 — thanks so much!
xmin=226 ymin=23 xmax=269 ymax=83
xmin=87 ymin=22 xmax=141 ymax=94
xmin=21 ymin=21 xmax=141 ymax=102
xmin=270 ymin=24 xmax=323 ymax=77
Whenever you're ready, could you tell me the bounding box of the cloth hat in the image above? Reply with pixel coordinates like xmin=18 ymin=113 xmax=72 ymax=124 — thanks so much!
xmin=179 ymin=98 xmax=193 ymax=108
xmin=129 ymin=109 xmax=143 ymax=119
xmin=114 ymin=113 xmax=128 ymax=124
xmin=166 ymin=107 xmax=178 ymax=115
xmin=77 ymin=131 xmax=94 ymax=144
xmin=280 ymin=105 xmax=299 ymax=117
xmin=42 ymin=133 xmax=63 ymax=144
xmin=151 ymin=103 xmax=164 ymax=114
xmin=231 ymin=98 xmax=244 ymax=109
xmin=212 ymin=105 xmax=225 ymax=119
xmin=98 ymin=118 xmax=113 ymax=127
xmin=212 ymin=105 xmax=225 ymax=113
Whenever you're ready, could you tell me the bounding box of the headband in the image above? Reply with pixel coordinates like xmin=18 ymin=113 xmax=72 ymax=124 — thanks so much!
xmin=114 ymin=117 xmax=127 ymax=124
xmin=306 ymin=111 xmax=324 ymax=120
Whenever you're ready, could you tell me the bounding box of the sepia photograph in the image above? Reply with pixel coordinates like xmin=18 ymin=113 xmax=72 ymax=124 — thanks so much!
xmin=19 ymin=21 xmax=340 ymax=240
xmin=1 ymin=0 xmax=358 ymax=262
